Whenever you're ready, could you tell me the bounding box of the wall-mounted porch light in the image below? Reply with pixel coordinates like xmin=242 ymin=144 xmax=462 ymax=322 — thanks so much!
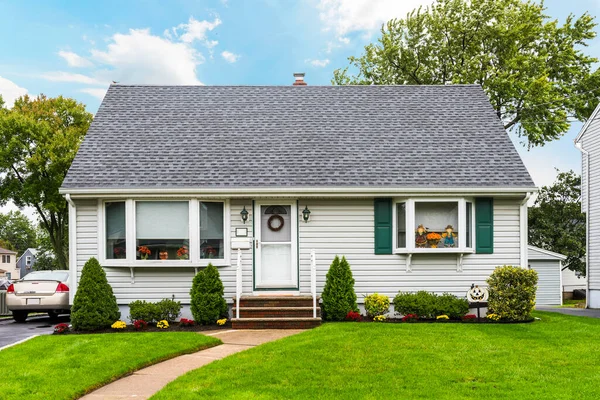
xmin=240 ymin=206 xmax=249 ymax=224
xmin=302 ymin=205 xmax=311 ymax=223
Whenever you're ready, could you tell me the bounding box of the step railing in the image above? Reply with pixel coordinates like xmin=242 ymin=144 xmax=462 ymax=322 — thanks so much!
xmin=310 ymin=249 xmax=317 ymax=318
xmin=236 ymin=248 xmax=242 ymax=319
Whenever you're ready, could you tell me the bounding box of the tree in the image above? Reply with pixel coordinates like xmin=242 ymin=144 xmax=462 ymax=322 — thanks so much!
xmin=0 ymin=210 xmax=37 ymax=255
xmin=33 ymin=228 xmax=60 ymax=270
xmin=529 ymin=171 xmax=586 ymax=275
xmin=333 ymin=0 xmax=600 ymax=147
xmin=71 ymin=257 xmax=120 ymax=331
xmin=0 ymin=238 xmax=15 ymax=251
xmin=321 ymin=256 xmax=358 ymax=321
xmin=0 ymin=95 xmax=93 ymax=269
xmin=190 ymin=263 xmax=228 ymax=325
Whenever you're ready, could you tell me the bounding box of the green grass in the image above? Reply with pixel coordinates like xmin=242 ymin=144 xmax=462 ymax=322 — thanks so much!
xmin=153 ymin=312 xmax=600 ymax=399
xmin=558 ymin=299 xmax=586 ymax=308
xmin=0 ymin=332 xmax=221 ymax=399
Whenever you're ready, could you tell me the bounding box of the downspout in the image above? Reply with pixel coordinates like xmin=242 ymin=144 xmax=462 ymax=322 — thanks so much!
xmin=575 ymin=142 xmax=590 ymax=308
xmin=520 ymin=193 xmax=532 ymax=270
xmin=65 ymin=194 xmax=77 ymax=305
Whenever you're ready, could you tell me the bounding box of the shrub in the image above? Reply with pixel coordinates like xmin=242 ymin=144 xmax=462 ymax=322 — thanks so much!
xmin=157 ymin=320 xmax=169 ymax=329
xmin=156 ymin=298 xmax=182 ymax=322
xmin=180 ymin=318 xmax=195 ymax=327
xmin=402 ymin=313 xmax=419 ymax=322
xmin=133 ymin=320 xmax=148 ymax=330
xmin=345 ymin=311 xmax=362 ymax=322
xmin=393 ymin=291 xmax=469 ymax=319
xmin=54 ymin=323 xmax=70 ymax=334
xmin=71 ymin=258 xmax=120 ymax=331
xmin=129 ymin=300 xmax=161 ymax=323
xmin=190 ymin=263 xmax=228 ymax=325
xmin=364 ymin=293 xmax=390 ymax=318
xmin=487 ymin=265 xmax=538 ymax=321
xmin=321 ymin=256 xmax=358 ymax=321
xmin=111 ymin=320 xmax=127 ymax=330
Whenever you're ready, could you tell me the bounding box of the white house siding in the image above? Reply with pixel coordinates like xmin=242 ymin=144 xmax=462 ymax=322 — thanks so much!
xmin=580 ymin=112 xmax=600 ymax=306
xmin=298 ymin=198 xmax=522 ymax=302
xmin=527 ymin=248 xmax=562 ymax=306
xmin=562 ymin=268 xmax=586 ymax=293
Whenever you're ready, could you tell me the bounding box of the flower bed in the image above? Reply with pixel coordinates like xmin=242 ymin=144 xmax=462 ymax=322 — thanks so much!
xmin=54 ymin=319 xmax=232 ymax=335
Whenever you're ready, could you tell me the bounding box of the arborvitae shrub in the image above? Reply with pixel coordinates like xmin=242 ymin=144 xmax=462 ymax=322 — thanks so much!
xmin=71 ymin=257 xmax=120 ymax=331
xmin=487 ymin=265 xmax=538 ymax=321
xmin=190 ymin=263 xmax=228 ymax=325
xmin=321 ymin=256 xmax=358 ymax=321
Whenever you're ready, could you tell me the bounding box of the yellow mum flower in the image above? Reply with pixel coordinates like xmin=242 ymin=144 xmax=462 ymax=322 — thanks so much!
xmin=436 ymin=315 xmax=449 ymax=320
xmin=373 ymin=315 xmax=386 ymax=322
xmin=217 ymin=318 xmax=227 ymax=325
xmin=111 ymin=320 xmax=127 ymax=330
xmin=157 ymin=320 xmax=170 ymax=329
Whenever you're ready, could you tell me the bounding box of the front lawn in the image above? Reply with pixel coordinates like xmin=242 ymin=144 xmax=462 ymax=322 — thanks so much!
xmin=153 ymin=312 xmax=600 ymax=399
xmin=0 ymin=332 xmax=221 ymax=399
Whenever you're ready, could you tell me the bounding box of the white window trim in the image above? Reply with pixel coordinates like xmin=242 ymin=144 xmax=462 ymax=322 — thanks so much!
xmin=392 ymin=197 xmax=476 ymax=254
xmin=98 ymin=198 xmax=230 ymax=267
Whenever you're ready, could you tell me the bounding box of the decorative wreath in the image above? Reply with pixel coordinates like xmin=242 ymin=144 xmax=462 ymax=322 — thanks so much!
xmin=267 ymin=214 xmax=284 ymax=232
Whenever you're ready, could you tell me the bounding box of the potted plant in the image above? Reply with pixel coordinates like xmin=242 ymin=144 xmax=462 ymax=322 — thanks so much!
xmin=426 ymin=232 xmax=442 ymax=248
xmin=138 ymin=246 xmax=151 ymax=260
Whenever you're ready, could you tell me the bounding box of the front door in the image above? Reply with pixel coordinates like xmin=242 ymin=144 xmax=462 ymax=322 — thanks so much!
xmin=255 ymin=202 xmax=298 ymax=289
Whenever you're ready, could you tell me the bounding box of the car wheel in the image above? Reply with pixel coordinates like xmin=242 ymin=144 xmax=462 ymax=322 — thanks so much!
xmin=12 ymin=311 xmax=28 ymax=323
xmin=48 ymin=312 xmax=60 ymax=320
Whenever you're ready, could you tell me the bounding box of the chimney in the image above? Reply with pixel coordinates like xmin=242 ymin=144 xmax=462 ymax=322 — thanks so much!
xmin=293 ymin=72 xmax=307 ymax=86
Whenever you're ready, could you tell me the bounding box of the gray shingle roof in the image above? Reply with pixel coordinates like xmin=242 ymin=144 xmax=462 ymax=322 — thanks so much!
xmin=62 ymin=84 xmax=534 ymax=190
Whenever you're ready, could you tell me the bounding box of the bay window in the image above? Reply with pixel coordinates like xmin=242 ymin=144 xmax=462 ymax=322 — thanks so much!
xmin=394 ymin=198 xmax=474 ymax=253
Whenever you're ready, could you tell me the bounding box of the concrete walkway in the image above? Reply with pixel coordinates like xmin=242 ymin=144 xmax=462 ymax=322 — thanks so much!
xmin=81 ymin=329 xmax=304 ymax=400
xmin=537 ymin=305 xmax=600 ymax=319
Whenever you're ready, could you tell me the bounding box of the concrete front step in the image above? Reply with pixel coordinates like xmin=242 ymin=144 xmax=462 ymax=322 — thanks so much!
xmin=234 ymin=296 xmax=319 ymax=308
xmin=233 ymin=307 xmax=321 ymax=318
xmin=231 ymin=317 xmax=322 ymax=329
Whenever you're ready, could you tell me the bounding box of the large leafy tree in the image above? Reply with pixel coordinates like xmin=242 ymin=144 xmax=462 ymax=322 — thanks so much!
xmin=333 ymin=0 xmax=600 ymax=147
xmin=529 ymin=171 xmax=585 ymax=275
xmin=0 ymin=210 xmax=37 ymax=255
xmin=0 ymin=95 xmax=92 ymax=269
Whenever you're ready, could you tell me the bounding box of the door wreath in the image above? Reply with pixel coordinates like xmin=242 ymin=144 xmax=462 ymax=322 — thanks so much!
xmin=267 ymin=214 xmax=284 ymax=232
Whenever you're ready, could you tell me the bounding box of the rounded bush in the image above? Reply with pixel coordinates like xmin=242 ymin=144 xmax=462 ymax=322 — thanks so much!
xmin=321 ymin=256 xmax=358 ymax=321
xmin=393 ymin=291 xmax=468 ymax=319
xmin=190 ymin=263 xmax=228 ymax=325
xmin=71 ymin=257 xmax=120 ymax=331
xmin=364 ymin=293 xmax=390 ymax=318
xmin=487 ymin=265 xmax=538 ymax=321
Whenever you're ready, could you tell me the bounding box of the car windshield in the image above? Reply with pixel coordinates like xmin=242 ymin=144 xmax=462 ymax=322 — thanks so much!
xmin=22 ymin=271 xmax=69 ymax=281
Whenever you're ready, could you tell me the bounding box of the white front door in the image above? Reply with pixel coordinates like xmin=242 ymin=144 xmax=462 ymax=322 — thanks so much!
xmin=255 ymin=202 xmax=298 ymax=289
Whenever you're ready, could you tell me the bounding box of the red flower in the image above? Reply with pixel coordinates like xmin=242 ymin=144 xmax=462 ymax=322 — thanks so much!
xmin=180 ymin=318 xmax=195 ymax=327
xmin=402 ymin=314 xmax=420 ymax=322
xmin=54 ymin=323 xmax=70 ymax=334
xmin=133 ymin=320 xmax=148 ymax=330
xmin=461 ymin=314 xmax=477 ymax=321
xmin=345 ymin=311 xmax=362 ymax=322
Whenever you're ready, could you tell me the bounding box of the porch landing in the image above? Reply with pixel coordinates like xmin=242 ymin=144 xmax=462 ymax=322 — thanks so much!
xmin=232 ymin=296 xmax=322 ymax=329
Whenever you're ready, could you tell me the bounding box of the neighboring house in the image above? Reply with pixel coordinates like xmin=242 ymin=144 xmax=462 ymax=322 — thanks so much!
xmin=561 ymin=267 xmax=586 ymax=299
xmin=59 ymin=77 xmax=537 ymax=324
xmin=0 ymin=247 xmax=19 ymax=280
xmin=575 ymin=104 xmax=600 ymax=308
xmin=528 ymin=245 xmax=564 ymax=306
xmin=16 ymin=248 xmax=38 ymax=279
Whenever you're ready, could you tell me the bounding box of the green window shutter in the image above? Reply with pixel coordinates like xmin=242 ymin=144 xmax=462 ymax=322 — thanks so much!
xmin=475 ymin=198 xmax=494 ymax=254
xmin=374 ymin=198 xmax=393 ymax=254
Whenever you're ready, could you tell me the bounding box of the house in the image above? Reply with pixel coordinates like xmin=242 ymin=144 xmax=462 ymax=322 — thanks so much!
xmin=561 ymin=267 xmax=586 ymax=299
xmin=527 ymin=245 xmax=564 ymax=305
xmin=59 ymin=76 xmax=537 ymax=327
xmin=16 ymin=248 xmax=38 ymax=279
xmin=0 ymin=247 xmax=18 ymax=280
xmin=575 ymin=104 xmax=600 ymax=308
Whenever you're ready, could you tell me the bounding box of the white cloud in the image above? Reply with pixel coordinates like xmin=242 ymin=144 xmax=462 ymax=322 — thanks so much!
xmin=221 ymin=51 xmax=240 ymax=63
xmin=175 ymin=16 xmax=222 ymax=45
xmin=41 ymin=71 xmax=106 ymax=85
xmin=80 ymin=87 xmax=108 ymax=100
xmin=306 ymin=58 xmax=330 ymax=67
xmin=90 ymin=28 xmax=202 ymax=85
xmin=0 ymin=76 xmax=28 ymax=108
xmin=317 ymin=0 xmax=431 ymax=36
xmin=58 ymin=50 xmax=94 ymax=68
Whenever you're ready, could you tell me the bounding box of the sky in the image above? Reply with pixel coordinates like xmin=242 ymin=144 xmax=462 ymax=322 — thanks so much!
xmin=0 ymin=0 xmax=599 ymax=219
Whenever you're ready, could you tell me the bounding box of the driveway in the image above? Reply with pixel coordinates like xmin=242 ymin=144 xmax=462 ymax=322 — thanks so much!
xmin=0 ymin=315 xmax=69 ymax=349
xmin=536 ymin=306 xmax=600 ymax=319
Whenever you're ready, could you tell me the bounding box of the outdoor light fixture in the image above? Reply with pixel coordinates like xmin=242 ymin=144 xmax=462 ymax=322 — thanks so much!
xmin=240 ymin=206 xmax=249 ymax=224
xmin=302 ymin=205 xmax=311 ymax=223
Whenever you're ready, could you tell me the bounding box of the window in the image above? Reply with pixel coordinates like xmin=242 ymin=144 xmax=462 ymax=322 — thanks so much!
xmin=106 ymin=202 xmax=126 ymax=259
xmin=2 ymin=255 xmax=10 ymax=263
xmin=396 ymin=202 xmax=406 ymax=248
xmin=25 ymin=256 xmax=32 ymax=265
xmin=394 ymin=198 xmax=474 ymax=252
xmin=136 ymin=201 xmax=189 ymax=261
xmin=200 ymin=201 xmax=224 ymax=259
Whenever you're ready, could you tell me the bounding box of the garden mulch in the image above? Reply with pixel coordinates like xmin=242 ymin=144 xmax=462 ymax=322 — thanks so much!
xmin=80 ymin=329 xmax=305 ymax=400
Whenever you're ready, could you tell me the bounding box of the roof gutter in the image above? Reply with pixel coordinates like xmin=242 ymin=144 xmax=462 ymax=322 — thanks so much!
xmin=575 ymin=141 xmax=590 ymax=308
xmin=59 ymin=186 xmax=539 ymax=198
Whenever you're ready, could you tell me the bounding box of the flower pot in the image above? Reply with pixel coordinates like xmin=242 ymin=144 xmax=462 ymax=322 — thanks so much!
xmin=159 ymin=251 xmax=168 ymax=260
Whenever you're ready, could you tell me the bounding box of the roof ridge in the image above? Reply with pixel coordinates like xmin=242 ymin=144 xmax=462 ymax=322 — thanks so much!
xmin=107 ymin=84 xmax=483 ymax=88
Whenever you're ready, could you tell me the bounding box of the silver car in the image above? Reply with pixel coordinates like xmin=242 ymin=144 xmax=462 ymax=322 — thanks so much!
xmin=6 ymin=270 xmax=71 ymax=322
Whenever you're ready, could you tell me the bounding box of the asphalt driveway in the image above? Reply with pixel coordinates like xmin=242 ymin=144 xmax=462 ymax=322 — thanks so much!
xmin=536 ymin=306 xmax=600 ymax=319
xmin=0 ymin=315 xmax=69 ymax=349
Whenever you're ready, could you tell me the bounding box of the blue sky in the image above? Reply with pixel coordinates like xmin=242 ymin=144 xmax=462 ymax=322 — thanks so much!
xmin=0 ymin=0 xmax=599 ymax=203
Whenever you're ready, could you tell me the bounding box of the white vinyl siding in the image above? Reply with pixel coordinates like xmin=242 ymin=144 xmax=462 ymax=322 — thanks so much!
xmin=529 ymin=260 xmax=562 ymax=305
xmin=580 ymin=113 xmax=600 ymax=291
